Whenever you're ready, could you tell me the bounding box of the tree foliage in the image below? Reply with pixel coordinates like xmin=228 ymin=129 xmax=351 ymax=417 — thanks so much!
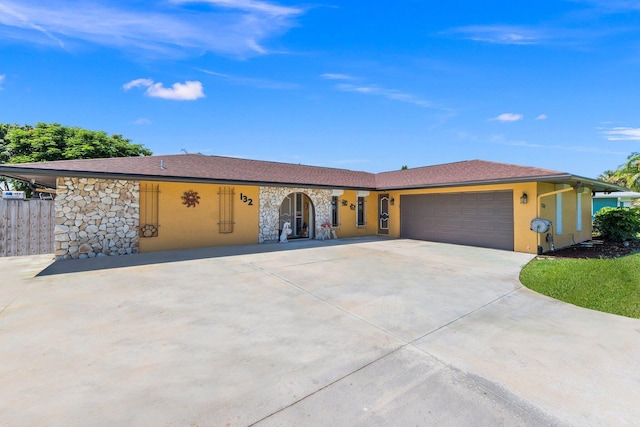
xmin=0 ymin=122 xmax=152 ymax=192
xmin=0 ymin=122 xmax=152 ymax=164
xmin=599 ymin=152 xmax=640 ymax=192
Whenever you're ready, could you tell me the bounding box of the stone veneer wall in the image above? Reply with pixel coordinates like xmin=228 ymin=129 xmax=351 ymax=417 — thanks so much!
xmin=258 ymin=186 xmax=332 ymax=243
xmin=54 ymin=177 xmax=140 ymax=259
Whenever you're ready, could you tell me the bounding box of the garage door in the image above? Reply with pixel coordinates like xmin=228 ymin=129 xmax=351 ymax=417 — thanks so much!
xmin=400 ymin=191 xmax=514 ymax=250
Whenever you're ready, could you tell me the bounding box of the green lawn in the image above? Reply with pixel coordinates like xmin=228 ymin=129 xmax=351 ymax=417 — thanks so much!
xmin=520 ymin=253 xmax=640 ymax=319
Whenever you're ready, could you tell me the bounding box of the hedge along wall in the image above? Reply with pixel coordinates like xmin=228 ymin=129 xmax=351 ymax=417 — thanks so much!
xmin=54 ymin=177 xmax=140 ymax=259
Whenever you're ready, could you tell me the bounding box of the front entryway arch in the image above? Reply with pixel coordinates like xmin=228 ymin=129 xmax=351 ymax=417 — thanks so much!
xmin=258 ymin=186 xmax=333 ymax=243
xmin=280 ymin=192 xmax=315 ymax=239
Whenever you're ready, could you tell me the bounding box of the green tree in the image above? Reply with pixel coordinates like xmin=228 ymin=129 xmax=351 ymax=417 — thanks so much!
xmin=599 ymin=152 xmax=640 ymax=192
xmin=0 ymin=122 xmax=152 ymax=192
xmin=0 ymin=122 xmax=151 ymax=164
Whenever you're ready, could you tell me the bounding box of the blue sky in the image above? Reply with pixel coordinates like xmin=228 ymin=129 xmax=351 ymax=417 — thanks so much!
xmin=1 ymin=0 xmax=639 ymax=178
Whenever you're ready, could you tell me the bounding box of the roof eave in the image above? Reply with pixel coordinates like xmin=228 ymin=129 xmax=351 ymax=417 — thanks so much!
xmin=568 ymin=175 xmax=629 ymax=192
xmin=375 ymin=174 xmax=574 ymax=191
xmin=0 ymin=167 xmax=377 ymax=191
xmin=1 ymin=165 xmax=625 ymax=193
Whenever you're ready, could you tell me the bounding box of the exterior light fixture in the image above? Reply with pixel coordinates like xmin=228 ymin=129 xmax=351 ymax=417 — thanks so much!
xmin=520 ymin=192 xmax=528 ymax=204
xmin=390 ymin=197 xmax=395 ymax=206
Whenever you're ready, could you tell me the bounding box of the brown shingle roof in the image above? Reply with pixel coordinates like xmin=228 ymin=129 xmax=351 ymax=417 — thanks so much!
xmin=1 ymin=154 xmax=377 ymax=188
xmin=0 ymin=155 xmax=577 ymax=190
xmin=375 ymin=159 xmax=568 ymax=189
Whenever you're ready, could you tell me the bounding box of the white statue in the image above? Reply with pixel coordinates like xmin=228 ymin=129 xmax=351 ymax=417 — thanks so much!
xmin=280 ymin=221 xmax=292 ymax=243
xmin=316 ymin=220 xmax=332 ymax=240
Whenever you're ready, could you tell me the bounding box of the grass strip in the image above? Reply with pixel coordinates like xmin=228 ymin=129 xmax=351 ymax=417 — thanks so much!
xmin=520 ymin=253 xmax=640 ymax=319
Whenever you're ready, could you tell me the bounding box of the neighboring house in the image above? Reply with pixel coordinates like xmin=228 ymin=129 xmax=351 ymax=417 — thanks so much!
xmin=0 ymin=155 xmax=624 ymax=259
xmin=592 ymin=191 xmax=640 ymax=217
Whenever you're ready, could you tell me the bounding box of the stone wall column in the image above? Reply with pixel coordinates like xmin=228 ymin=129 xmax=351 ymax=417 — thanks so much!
xmin=54 ymin=178 xmax=140 ymax=259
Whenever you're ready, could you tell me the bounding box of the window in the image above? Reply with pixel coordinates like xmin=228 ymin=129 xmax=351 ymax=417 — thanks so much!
xmin=140 ymin=183 xmax=159 ymax=238
xmin=331 ymin=196 xmax=340 ymax=227
xmin=556 ymin=193 xmax=563 ymax=234
xmin=576 ymin=192 xmax=582 ymax=232
xmin=218 ymin=186 xmax=235 ymax=233
xmin=357 ymin=196 xmax=366 ymax=226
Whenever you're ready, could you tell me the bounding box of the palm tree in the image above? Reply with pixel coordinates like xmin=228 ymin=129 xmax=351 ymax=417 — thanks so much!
xmin=618 ymin=152 xmax=640 ymax=192
xmin=600 ymin=153 xmax=640 ymax=192
xmin=598 ymin=169 xmax=624 ymax=186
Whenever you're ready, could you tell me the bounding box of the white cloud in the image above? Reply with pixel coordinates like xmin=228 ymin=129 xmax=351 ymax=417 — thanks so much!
xmin=601 ymin=126 xmax=640 ymax=141
xmin=0 ymin=2 xmax=65 ymax=47
xmin=492 ymin=136 xmax=627 ymax=155
xmin=199 ymin=68 xmax=299 ymax=90
xmin=446 ymin=25 xmax=542 ymax=45
xmin=491 ymin=113 xmax=523 ymax=122
xmin=536 ymin=114 xmax=548 ymax=120
xmin=335 ymin=83 xmax=433 ymax=108
xmin=171 ymin=0 xmax=301 ymax=16
xmin=320 ymin=73 xmax=354 ymax=80
xmin=571 ymin=0 xmax=640 ymax=13
xmin=133 ymin=118 xmax=152 ymax=125
xmin=0 ymin=74 xmax=5 ymax=89
xmin=0 ymin=0 xmax=305 ymax=57
xmin=444 ymin=24 xmax=602 ymax=47
xmin=123 ymin=78 xmax=205 ymax=101
xmin=147 ymin=81 xmax=205 ymax=100
xmin=123 ymin=78 xmax=154 ymax=91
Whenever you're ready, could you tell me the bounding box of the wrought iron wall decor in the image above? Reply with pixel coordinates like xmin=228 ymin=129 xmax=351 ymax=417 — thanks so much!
xmin=341 ymin=199 xmax=348 ymax=206
xmin=218 ymin=186 xmax=235 ymax=233
xmin=140 ymin=183 xmax=160 ymax=237
xmin=140 ymin=224 xmax=158 ymax=238
xmin=182 ymin=190 xmax=200 ymax=208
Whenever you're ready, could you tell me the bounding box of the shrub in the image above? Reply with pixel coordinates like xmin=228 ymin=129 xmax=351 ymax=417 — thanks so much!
xmin=593 ymin=207 xmax=640 ymax=242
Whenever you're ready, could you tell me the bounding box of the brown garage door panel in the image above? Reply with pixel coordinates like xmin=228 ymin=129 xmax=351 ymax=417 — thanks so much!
xmin=400 ymin=191 xmax=514 ymax=250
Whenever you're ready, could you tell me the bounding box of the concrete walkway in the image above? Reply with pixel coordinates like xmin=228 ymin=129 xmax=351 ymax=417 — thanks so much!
xmin=1 ymin=238 xmax=638 ymax=426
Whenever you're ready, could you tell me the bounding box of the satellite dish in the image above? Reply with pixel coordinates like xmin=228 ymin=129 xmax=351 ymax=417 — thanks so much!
xmin=530 ymin=218 xmax=552 ymax=233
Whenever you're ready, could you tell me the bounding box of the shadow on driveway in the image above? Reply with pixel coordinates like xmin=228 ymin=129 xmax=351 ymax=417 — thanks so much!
xmin=37 ymin=236 xmax=388 ymax=276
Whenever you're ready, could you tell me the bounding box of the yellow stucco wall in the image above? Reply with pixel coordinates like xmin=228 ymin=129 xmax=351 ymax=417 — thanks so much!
xmin=332 ymin=190 xmax=379 ymax=238
xmin=137 ymin=180 xmax=594 ymax=255
xmin=139 ymin=181 xmax=259 ymax=252
xmin=535 ymin=183 xmax=593 ymax=252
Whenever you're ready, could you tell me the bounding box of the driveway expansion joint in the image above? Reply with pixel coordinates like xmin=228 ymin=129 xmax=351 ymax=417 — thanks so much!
xmin=250 ymin=262 xmax=410 ymax=344
xmin=407 ymin=285 xmax=525 ymax=345
xmin=247 ymin=345 xmax=407 ymax=426
xmin=248 ymin=263 xmax=539 ymax=426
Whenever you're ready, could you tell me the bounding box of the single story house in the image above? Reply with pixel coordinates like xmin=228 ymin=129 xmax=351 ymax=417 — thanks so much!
xmin=0 ymin=154 xmax=624 ymax=259
xmin=592 ymin=191 xmax=640 ymax=217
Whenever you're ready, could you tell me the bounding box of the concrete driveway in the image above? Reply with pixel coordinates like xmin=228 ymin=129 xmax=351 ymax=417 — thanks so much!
xmin=1 ymin=238 xmax=639 ymax=426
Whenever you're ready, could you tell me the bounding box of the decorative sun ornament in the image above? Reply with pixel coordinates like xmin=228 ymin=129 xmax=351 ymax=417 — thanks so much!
xmin=182 ymin=190 xmax=200 ymax=208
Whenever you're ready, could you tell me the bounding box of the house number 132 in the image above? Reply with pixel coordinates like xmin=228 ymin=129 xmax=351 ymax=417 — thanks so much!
xmin=240 ymin=193 xmax=253 ymax=206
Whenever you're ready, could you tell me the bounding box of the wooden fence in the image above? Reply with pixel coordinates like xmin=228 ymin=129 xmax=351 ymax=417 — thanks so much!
xmin=0 ymin=199 xmax=55 ymax=257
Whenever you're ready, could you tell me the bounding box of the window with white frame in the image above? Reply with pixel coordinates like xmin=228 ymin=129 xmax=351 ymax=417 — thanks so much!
xmin=331 ymin=196 xmax=340 ymax=227
xmin=556 ymin=192 xmax=563 ymax=234
xmin=357 ymin=196 xmax=366 ymax=226
xmin=576 ymin=191 xmax=582 ymax=232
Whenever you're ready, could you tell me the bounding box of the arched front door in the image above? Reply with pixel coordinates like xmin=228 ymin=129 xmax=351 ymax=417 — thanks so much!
xmin=280 ymin=193 xmax=314 ymax=239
